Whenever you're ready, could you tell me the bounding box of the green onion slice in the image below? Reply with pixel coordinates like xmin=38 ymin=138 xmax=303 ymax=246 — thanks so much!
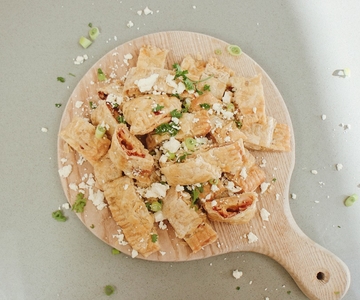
xmin=104 ymin=285 xmax=115 ymax=296
xmin=227 ymin=44 xmax=242 ymax=56
xmin=214 ymin=49 xmax=222 ymax=55
xmin=72 ymin=193 xmax=87 ymax=213
xmin=79 ymin=36 xmax=92 ymax=49
xmin=95 ymin=125 xmax=106 ymax=139
xmin=167 ymin=152 xmax=176 ymax=160
xmin=150 ymin=201 xmax=162 ymax=212
xmin=344 ymin=194 xmax=358 ymax=207
xmin=52 ymin=210 xmax=67 ymax=222
xmin=97 ymin=68 xmax=106 ymax=81
xmin=209 ymin=178 xmax=219 ymax=185
xmin=185 ymin=138 xmax=197 ymax=151
xmin=89 ymin=27 xmax=100 ymax=40
xmin=111 ymin=248 xmax=121 ymax=255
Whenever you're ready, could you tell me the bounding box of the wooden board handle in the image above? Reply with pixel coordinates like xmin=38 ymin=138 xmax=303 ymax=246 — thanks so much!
xmin=266 ymin=222 xmax=350 ymax=300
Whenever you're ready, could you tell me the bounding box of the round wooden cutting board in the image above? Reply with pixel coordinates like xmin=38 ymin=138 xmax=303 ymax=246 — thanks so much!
xmin=57 ymin=31 xmax=350 ymax=300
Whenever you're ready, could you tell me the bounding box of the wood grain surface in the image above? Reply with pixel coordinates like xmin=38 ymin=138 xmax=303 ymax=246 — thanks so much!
xmin=57 ymin=31 xmax=350 ymax=300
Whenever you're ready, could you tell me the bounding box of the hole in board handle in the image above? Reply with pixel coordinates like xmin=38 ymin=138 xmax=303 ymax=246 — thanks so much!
xmin=316 ymin=270 xmax=330 ymax=283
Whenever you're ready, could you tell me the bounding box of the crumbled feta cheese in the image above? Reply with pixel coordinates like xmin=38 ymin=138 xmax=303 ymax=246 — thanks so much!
xmin=211 ymin=200 xmax=217 ymax=207
xmin=61 ymin=203 xmax=70 ymax=210
xmin=131 ymin=249 xmax=138 ymax=258
xmin=88 ymin=188 xmax=107 ymax=210
xmin=311 ymin=170 xmax=318 ymax=175
xmin=159 ymin=154 xmax=168 ymax=164
xmin=135 ymin=73 xmax=159 ymax=92
xmin=232 ymin=269 xmax=243 ymax=279
xmin=291 ymin=193 xmax=297 ymax=199
xmin=224 ymin=136 xmax=231 ymax=143
xmin=60 ymin=158 xmax=67 ymax=164
xmin=41 ymin=127 xmax=48 ymax=133
xmin=336 ymin=163 xmax=343 ymax=171
xmin=260 ymin=208 xmax=270 ymax=221
xmin=113 ymin=229 xmax=128 ymax=245
xmin=160 ymin=251 xmax=166 ymax=256
xmin=175 ymin=185 xmax=184 ymax=192
xmin=321 ymin=114 xmax=326 ymax=120
xmin=137 ymin=10 xmax=142 ymax=15
xmin=260 ymin=182 xmax=270 ymax=194
xmin=127 ymin=21 xmax=134 ymax=28
xmin=143 ymin=6 xmax=153 ymax=15
xmin=222 ymin=91 xmax=232 ymax=104
xmin=69 ymin=183 xmax=78 ymax=191
xmin=247 ymin=232 xmax=258 ymax=243
xmin=158 ymin=221 xmax=167 ymax=230
xmin=58 ymin=165 xmax=72 ymax=178
xmin=162 ymin=137 xmax=181 ymax=153
xmin=144 ymin=182 xmax=169 ymax=199
xmin=123 ymin=184 xmax=129 ymax=190
xmin=240 ymin=167 xmax=247 ymax=179
xmin=211 ymin=185 xmax=220 ymax=192
xmin=275 ymin=193 xmax=280 ymax=200
xmin=154 ymin=210 xmax=166 ymax=222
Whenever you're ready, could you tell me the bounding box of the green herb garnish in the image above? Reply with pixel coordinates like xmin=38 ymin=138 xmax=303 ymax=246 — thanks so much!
xmin=117 ymin=115 xmax=126 ymax=124
xmin=111 ymin=248 xmax=121 ymax=255
xmin=151 ymin=234 xmax=158 ymax=243
xmin=55 ymin=103 xmax=62 ymax=108
xmin=170 ymin=109 xmax=183 ymax=118
xmin=68 ymin=73 xmax=76 ymax=77
xmin=72 ymin=193 xmax=87 ymax=213
xmin=203 ymin=84 xmax=211 ymax=91
xmin=190 ymin=185 xmax=203 ymax=207
xmin=199 ymin=103 xmax=211 ymax=110
xmin=236 ymin=286 xmax=240 ymax=290
xmin=235 ymin=120 xmax=242 ymax=129
xmin=172 ymin=63 xmax=213 ymax=92
xmin=57 ymin=77 xmax=65 ymax=83
xmin=89 ymin=101 xmax=97 ymax=109
xmin=154 ymin=122 xmax=179 ymax=136
xmin=52 ymin=210 xmax=67 ymax=222
xmin=152 ymin=104 xmax=164 ymax=113
xmin=97 ymin=68 xmax=106 ymax=81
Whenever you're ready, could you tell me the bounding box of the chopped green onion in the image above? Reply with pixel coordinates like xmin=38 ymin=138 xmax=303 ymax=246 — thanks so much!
xmin=214 ymin=49 xmax=222 ymax=55
xmin=149 ymin=201 xmax=162 ymax=212
xmin=190 ymin=185 xmax=203 ymax=206
xmin=167 ymin=152 xmax=176 ymax=160
xmin=111 ymin=248 xmax=121 ymax=255
xmin=154 ymin=123 xmax=178 ymax=136
xmin=55 ymin=103 xmax=62 ymax=108
xmin=95 ymin=125 xmax=106 ymax=139
xmin=52 ymin=210 xmax=67 ymax=222
xmin=117 ymin=115 xmax=126 ymax=124
xmin=226 ymin=103 xmax=235 ymax=112
xmin=151 ymin=234 xmax=158 ymax=243
xmin=57 ymin=77 xmax=65 ymax=83
xmin=181 ymin=101 xmax=190 ymax=113
xmin=209 ymin=178 xmax=219 ymax=185
xmin=90 ymin=224 xmax=95 ymax=229
xmin=97 ymin=68 xmax=106 ymax=81
xmin=72 ymin=193 xmax=87 ymax=213
xmin=199 ymin=103 xmax=211 ymax=110
xmin=177 ymin=153 xmax=188 ymax=163
xmin=79 ymin=36 xmax=92 ymax=49
xmin=185 ymin=138 xmax=197 ymax=151
xmin=89 ymin=101 xmax=97 ymax=109
xmin=89 ymin=27 xmax=100 ymax=40
xmin=227 ymin=44 xmax=242 ymax=56
xmin=344 ymin=194 xmax=358 ymax=207
xmin=104 ymin=285 xmax=115 ymax=296
xmin=236 ymin=286 xmax=240 ymax=291
xmin=88 ymin=22 xmax=93 ymax=28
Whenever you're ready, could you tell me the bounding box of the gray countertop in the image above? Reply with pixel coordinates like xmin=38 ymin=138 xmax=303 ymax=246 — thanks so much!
xmin=1 ymin=1 xmax=359 ymax=299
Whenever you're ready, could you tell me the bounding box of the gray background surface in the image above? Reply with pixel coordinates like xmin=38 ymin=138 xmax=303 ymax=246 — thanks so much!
xmin=1 ymin=1 xmax=359 ymax=299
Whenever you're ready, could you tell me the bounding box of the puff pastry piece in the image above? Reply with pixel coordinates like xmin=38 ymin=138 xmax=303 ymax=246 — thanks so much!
xmin=136 ymin=45 xmax=169 ymax=69
xmin=189 ymin=92 xmax=222 ymax=112
xmin=184 ymin=222 xmax=218 ymax=253
xmin=123 ymin=67 xmax=176 ymax=97
xmin=208 ymin=116 xmax=247 ymax=145
xmin=97 ymin=80 xmax=124 ymax=103
xmin=180 ymin=54 xmax=206 ymax=81
xmin=229 ymin=74 xmax=266 ymax=126
xmin=92 ymin=153 xmax=122 ymax=190
xmin=162 ymin=187 xmax=204 ymax=239
xmin=108 ymin=124 xmax=154 ymax=186
xmin=59 ymin=116 xmax=110 ymax=163
xmin=145 ymin=110 xmax=211 ymax=150
xmin=203 ymin=192 xmax=258 ymax=224
xmin=241 ymin=116 xmax=277 ymax=150
xmin=90 ymin=101 xmax=121 ymax=138
xmin=103 ymin=177 xmax=160 ymax=257
xmin=122 ymin=94 xmax=181 ymax=135
xmin=197 ymin=57 xmax=234 ymax=99
xmin=229 ymin=164 xmax=266 ymax=193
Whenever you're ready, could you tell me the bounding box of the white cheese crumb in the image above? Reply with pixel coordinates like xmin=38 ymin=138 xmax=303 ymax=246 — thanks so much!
xmin=175 ymin=185 xmax=184 ymax=192
xmin=131 ymin=249 xmax=138 ymax=258
xmin=162 ymin=137 xmax=181 ymax=153
xmin=240 ymin=167 xmax=247 ymax=179
xmin=154 ymin=210 xmax=166 ymax=222
xmin=232 ymin=269 xmax=243 ymax=279
xmin=41 ymin=127 xmax=48 ymax=132
xmin=247 ymin=232 xmax=258 ymax=243
xmin=275 ymin=193 xmax=280 ymax=201
xmin=336 ymin=163 xmax=343 ymax=171
xmin=144 ymin=182 xmax=169 ymax=199
xmin=321 ymin=114 xmax=327 ymax=120
xmin=158 ymin=220 xmax=167 ymax=230
xmin=137 ymin=10 xmax=142 ymax=15
xmin=135 ymin=73 xmax=159 ymax=92
xmin=260 ymin=182 xmax=270 ymax=194
xmin=143 ymin=6 xmax=153 ymax=15
xmin=58 ymin=165 xmax=72 ymax=178
xmin=61 ymin=203 xmax=70 ymax=210
xmin=60 ymin=158 xmax=67 ymax=164
xmin=311 ymin=170 xmax=318 ymax=175
xmin=88 ymin=188 xmax=107 ymax=210
xmin=291 ymin=193 xmax=297 ymax=199
xmin=211 ymin=200 xmax=218 ymax=207
xmin=69 ymin=183 xmax=78 ymax=191
xmin=127 ymin=21 xmax=134 ymax=28
xmin=123 ymin=184 xmax=129 ymax=190
xmin=159 ymin=251 xmax=166 ymax=256
xmin=260 ymin=208 xmax=270 ymax=221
